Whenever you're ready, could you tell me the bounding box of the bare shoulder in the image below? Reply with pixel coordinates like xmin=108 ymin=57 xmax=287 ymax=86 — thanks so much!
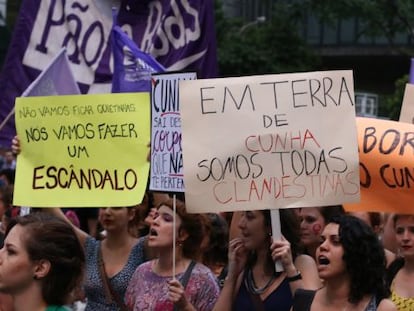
xmin=384 ymin=248 xmax=396 ymax=267
xmin=377 ymin=298 xmax=397 ymax=311
xmin=294 ymin=254 xmax=322 ymax=289
xmin=294 ymin=253 xmax=317 ymax=268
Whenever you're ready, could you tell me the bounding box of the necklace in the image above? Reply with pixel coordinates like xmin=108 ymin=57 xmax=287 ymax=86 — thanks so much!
xmin=244 ymin=268 xmax=280 ymax=295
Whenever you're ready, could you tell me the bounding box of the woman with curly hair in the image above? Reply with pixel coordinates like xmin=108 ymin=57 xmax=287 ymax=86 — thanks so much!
xmin=293 ymin=214 xmax=396 ymax=311
xmin=297 ymin=205 xmax=345 ymax=260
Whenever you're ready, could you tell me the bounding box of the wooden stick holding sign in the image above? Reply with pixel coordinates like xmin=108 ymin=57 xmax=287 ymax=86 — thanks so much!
xmin=173 ymin=194 xmax=177 ymax=279
xmin=270 ymin=209 xmax=284 ymax=272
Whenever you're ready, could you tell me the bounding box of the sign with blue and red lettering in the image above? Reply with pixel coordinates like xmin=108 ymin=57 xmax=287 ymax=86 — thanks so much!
xmin=150 ymin=71 xmax=197 ymax=192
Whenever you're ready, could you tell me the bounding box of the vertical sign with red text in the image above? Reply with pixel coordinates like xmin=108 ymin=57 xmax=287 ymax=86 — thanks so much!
xmin=150 ymin=72 xmax=197 ymax=192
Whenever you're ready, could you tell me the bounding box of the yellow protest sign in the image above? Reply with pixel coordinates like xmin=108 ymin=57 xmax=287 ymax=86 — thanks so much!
xmin=13 ymin=93 xmax=150 ymax=207
xmin=180 ymin=71 xmax=360 ymax=213
xmin=345 ymin=117 xmax=414 ymax=214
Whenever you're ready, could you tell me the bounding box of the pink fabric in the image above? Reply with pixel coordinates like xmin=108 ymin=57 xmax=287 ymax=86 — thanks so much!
xmin=65 ymin=210 xmax=80 ymax=228
xmin=125 ymin=261 xmax=219 ymax=311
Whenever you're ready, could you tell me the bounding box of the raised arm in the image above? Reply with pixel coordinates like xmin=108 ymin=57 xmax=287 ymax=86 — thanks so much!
xmin=270 ymin=236 xmax=322 ymax=295
xmin=43 ymin=208 xmax=90 ymax=247
xmin=13 ymin=135 xmax=91 ymax=247
xmin=212 ymin=238 xmax=246 ymax=311
xmin=293 ymin=254 xmax=322 ymax=290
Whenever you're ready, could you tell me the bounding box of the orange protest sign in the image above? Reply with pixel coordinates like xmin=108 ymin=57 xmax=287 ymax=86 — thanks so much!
xmin=344 ymin=117 xmax=414 ymax=213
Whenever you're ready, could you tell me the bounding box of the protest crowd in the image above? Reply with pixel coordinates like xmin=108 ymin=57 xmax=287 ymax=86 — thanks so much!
xmin=0 ymin=144 xmax=413 ymax=310
xmin=0 ymin=1 xmax=414 ymax=311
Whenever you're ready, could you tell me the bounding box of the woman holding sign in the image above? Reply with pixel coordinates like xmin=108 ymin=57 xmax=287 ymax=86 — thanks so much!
xmin=125 ymin=198 xmax=220 ymax=310
xmin=292 ymin=215 xmax=396 ymax=311
xmin=386 ymin=214 xmax=414 ymax=310
xmin=213 ymin=209 xmax=321 ymax=311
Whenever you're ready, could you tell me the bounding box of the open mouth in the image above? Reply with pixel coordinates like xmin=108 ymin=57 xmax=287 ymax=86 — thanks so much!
xmin=149 ymin=228 xmax=158 ymax=236
xmin=318 ymin=256 xmax=330 ymax=265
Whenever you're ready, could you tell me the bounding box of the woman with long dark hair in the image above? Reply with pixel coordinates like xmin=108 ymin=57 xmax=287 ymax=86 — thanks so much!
xmin=213 ymin=209 xmax=321 ymax=311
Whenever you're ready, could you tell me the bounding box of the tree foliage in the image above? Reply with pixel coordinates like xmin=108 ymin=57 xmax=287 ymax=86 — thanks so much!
xmin=0 ymin=0 xmax=22 ymax=69
xmin=215 ymin=0 xmax=414 ymax=119
xmin=308 ymin=0 xmax=414 ymax=49
xmin=215 ymin=1 xmax=320 ymax=77
xmin=308 ymin=0 xmax=414 ymax=119
xmin=381 ymin=75 xmax=409 ymax=120
xmin=215 ymin=0 xmax=414 ymax=77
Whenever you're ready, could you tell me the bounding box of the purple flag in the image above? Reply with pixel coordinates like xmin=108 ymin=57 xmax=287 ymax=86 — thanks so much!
xmin=0 ymin=48 xmax=80 ymax=139
xmin=112 ymin=25 xmax=165 ymax=93
xmin=0 ymin=0 xmax=218 ymax=147
xmin=22 ymin=48 xmax=80 ymax=97
xmin=409 ymin=58 xmax=414 ymax=84
xmin=116 ymin=1 xmax=218 ymax=78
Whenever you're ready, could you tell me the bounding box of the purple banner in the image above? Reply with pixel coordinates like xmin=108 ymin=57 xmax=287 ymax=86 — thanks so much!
xmin=0 ymin=0 xmax=218 ymax=147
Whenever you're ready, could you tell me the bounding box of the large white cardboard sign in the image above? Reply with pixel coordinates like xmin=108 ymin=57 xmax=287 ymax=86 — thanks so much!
xmin=179 ymin=71 xmax=360 ymax=213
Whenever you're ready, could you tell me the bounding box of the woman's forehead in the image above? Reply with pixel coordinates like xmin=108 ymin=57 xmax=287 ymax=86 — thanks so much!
xmin=396 ymin=215 xmax=414 ymax=225
xmin=322 ymin=223 xmax=339 ymax=234
xmin=158 ymin=205 xmax=173 ymax=213
xmin=5 ymin=224 xmax=26 ymax=244
xmin=300 ymin=207 xmax=321 ymax=216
